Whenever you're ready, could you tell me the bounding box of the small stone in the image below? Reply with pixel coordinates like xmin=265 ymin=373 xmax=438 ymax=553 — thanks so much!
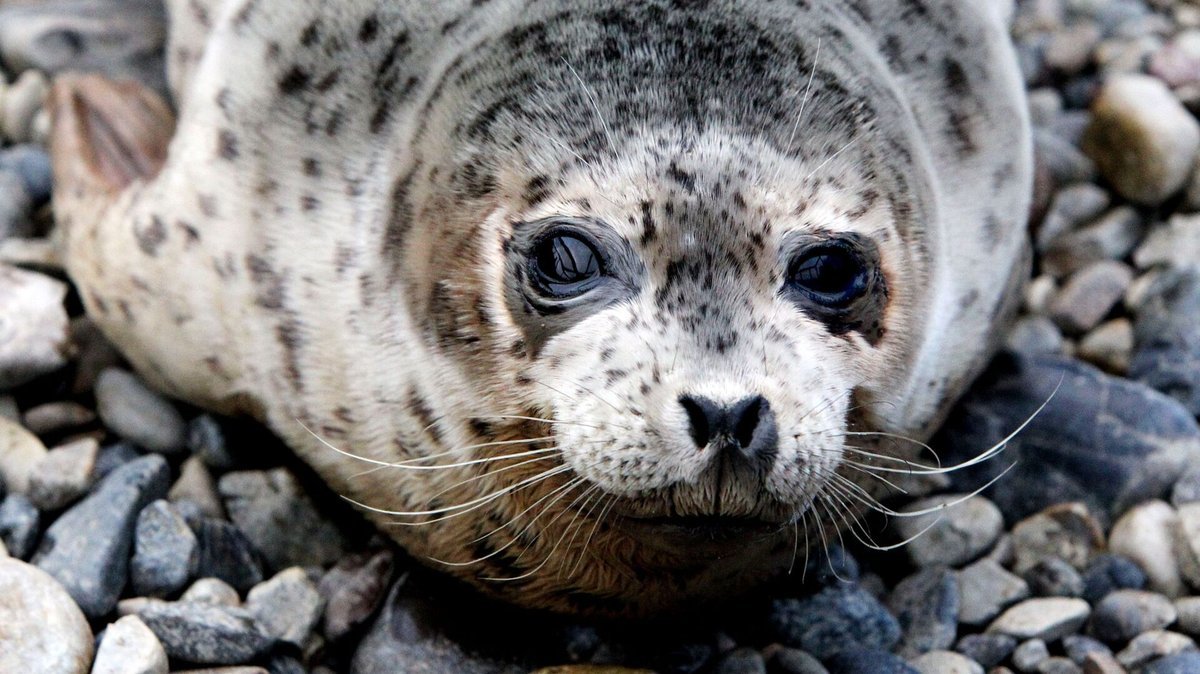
xmin=895 ymin=495 xmax=1003 ymax=568
xmin=1025 ymin=275 xmax=1059 ymax=314
xmin=1037 ymin=183 xmax=1112 ymax=251
xmin=1076 ymin=319 xmax=1134 ymax=374
xmin=131 ymin=499 xmax=199 ymax=597
xmin=1013 ymin=639 xmax=1051 ymax=672
xmin=1037 ymin=657 xmax=1082 ymax=674
xmin=955 ymin=633 xmax=1017 ymax=668
xmin=0 ymin=558 xmax=93 ymax=674
xmin=0 ymin=415 xmax=48 ymax=494
xmin=91 ymin=614 xmax=168 ymax=674
xmin=1042 ymin=207 xmax=1144 ymax=279
xmin=1082 ymin=74 xmax=1200 ymax=205
xmin=1173 ymin=503 xmax=1200 ymax=590
xmin=1109 ymin=500 xmax=1186 ymax=598
xmin=714 ymin=648 xmax=766 ymax=674
xmin=1035 ymin=130 xmax=1098 ymax=187
xmin=909 ymin=650 xmax=983 ymax=674
xmin=1081 ymin=652 xmax=1125 ymax=674
xmin=0 ymin=145 xmax=52 ymax=206
xmin=0 ymin=170 xmax=33 ymax=240
xmin=93 ymin=442 xmax=141 ymax=479
xmin=888 ymin=568 xmax=959 ymax=657
xmin=769 ymin=586 xmax=901 ymax=659
xmin=958 ymin=559 xmax=1031 ymax=626
xmin=1011 ymin=503 xmax=1105 ymax=574
xmin=32 ymin=454 xmax=170 ymax=618
xmin=1082 ymin=555 xmax=1148 ymax=604
xmin=1046 ymin=22 xmax=1102 ymax=75
xmin=1134 ymin=214 xmax=1200 ymax=271
xmin=0 ymin=492 xmax=38 ymax=558
xmin=245 ymin=567 xmax=323 ymax=647
xmin=768 ymin=647 xmax=829 ymax=674
xmin=1149 ymin=30 xmax=1200 ymax=88
xmin=1129 ymin=267 xmax=1200 ymax=418
xmin=1173 ymin=467 xmax=1200 ymax=507
xmin=1 ymin=69 xmax=48 ymax=144
xmin=824 ymin=649 xmax=919 ymax=674
xmin=169 ymin=456 xmax=225 ymax=519
xmin=1176 ymin=597 xmax=1200 ymax=638
xmin=987 ymin=597 xmax=1091 ymax=641
xmin=1089 ymin=590 xmax=1178 ymax=644
xmin=137 ymin=600 xmax=275 ymax=664
xmin=95 ymin=368 xmax=186 ymax=454
xmin=26 ymin=437 xmax=98 ymax=511
xmin=193 ymin=518 xmax=264 ymax=593
xmin=181 ymin=577 xmax=241 ymax=607
xmin=1024 ymin=557 xmax=1085 ymax=598
xmin=218 ymin=468 xmax=347 ymax=570
xmin=1140 ymin=653 xmax=1200 ymax=674
xmin=1063 ymin=635 xmax=1112 ymax=665
xmin=21 ymin=401 xmax=95 ymax=436
xmin=1007 ymin=316 xmax=1067 ymax=356
xmin=320 ymin=549 xmax=394 ymax=642
xmin=1048 ymin=261 xmax=1133 ymax=335
xmin=1115 ymin=630 xmax=1197 ymax=669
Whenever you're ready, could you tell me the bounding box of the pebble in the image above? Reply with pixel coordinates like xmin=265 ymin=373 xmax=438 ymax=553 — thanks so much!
xmin=1007 ymin=316 xmax=1068 ymax=356
xmin=1042 ymin=207 xmax=1143 ymax=279
xmin=888 ymin=568 xmax=959 ymax=657
xmin=769 ymin=585 xmax=901 ymax=660
xmin=1037 ymin=657 xmax=1082 ymax=674
xmin=1173 ymin=467 xmax=1200 ymax=508
xmin=0 ymin=558 xmax=93 ymax=674
xmin=1063 ymin=635 xmax=1113 ymax=665
xmin=1141 ymin=652 xmax=1200 ymax=673
xmin=1048 ymin=261 xmax=1133 ymax=335
xmin=193 ymin=517 xmax=264 ymax=593
xmin=1025 ymin=275 xmax=1060 ymax=314
xmin=169 ymin=455 xmax=226 ymax=519
xmin=26 ymin=437 xmax=98 ymax=510
xmin=1176 ymin=597 xmax=1200 ymax=637
xmin=218 ymin=468 xmax=347 ymax=570
xmin=1129 ymin=267 xmax=1200 ymax=418
xmin=823 ymin=649 xmax=918 ymax=674
xmin=0 ymin=492 xmax=38 ymax=558
xmin=0 ymin=265 xmax=69 ymax=389
xmin=1035 ymin=130 xmax=1098 ymax=186
xmin=1013 ymin=639 xmax=1051 ymax=671
xmin=909 ymin=650 xmax=983 ymax=674
xmin=1080 ymin=652 xmax=1124 ymax=674
xmin=91 ymin=614 xmax=168 ymax=674
xmin=245 ymin=566 xmax=324 ymax=647
xmin=895 ymin=495 xmax=1004 ymax=568
xmin=1115 ymin=630 xmax=1197 ymax=669
xmin=1076 ymin=319 xmax=1133 ymax=374
xmin=768 ymin=647 xmax=829 ymax=674
xmin=33 ymin=454 xmax=169 ymax=618
xmin=1011 ymin=504 xmax=1105 ymax=575
xmin=0 ymin=144 xmax=52 ymax=205
xmin=1082 ymin=554 xmax=1149 ymax=604
xmin=1109 ymin=500 xmax=1186 ymax=597
xmin=188 ymin=414 xmax=240 ymax=470
xmin=137 ymin=600 xmax=276 ymax=665
xmin=181 ymin=577 xmax=242 ymax=607
xmin=320 ymin=549 xmax=394 ymax=642
xmin=95 ymin=368 xmax=186 ymax=454
xmin=1174 ymin=503 xmax=1200 ymax=590
xmin=713 ymin=648 xmax=766 ymax=674
xmin=0 ymin=415 xmax=48 ymax=496
xmin=1024 ymin=557 xmax=1086 ymax=597
xmin=0 ymin=170 xmax=33 ymax=240
xmin=1037 ymin=183 xmax=1112 ymax=250
xmin=1089 ymin=590 xmax=1178 ymax=643
xmin=987 ymin=597 xmax=1091 ymax=641
xmin=958 ymin=558 xmax=1031 ymax=626
xmin=956 ymin=633 xmax=1017 ymax=668
xmin=0 ymin=69 xmax=48 ymax=144
xmin=21 ymin=401 xmax=96 ymax=436
xmin=1081 ymin=74 xmax=1200 ymax=205
xmin=131 ymin=499 xmax=199 ymax=597
xmin=1133 ymin=214 xmax=1200 ymax=270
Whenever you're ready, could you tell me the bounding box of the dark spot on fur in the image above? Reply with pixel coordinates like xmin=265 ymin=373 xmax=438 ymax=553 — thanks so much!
xmin=279 ymin=66 xmax=311 ymax=94
xmin=135 ymin=216 xmax=168 ymax=256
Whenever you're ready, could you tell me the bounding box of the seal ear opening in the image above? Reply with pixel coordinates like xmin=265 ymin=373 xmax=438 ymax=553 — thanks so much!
xmin=49 ymin=73 xmax=175 ymax=198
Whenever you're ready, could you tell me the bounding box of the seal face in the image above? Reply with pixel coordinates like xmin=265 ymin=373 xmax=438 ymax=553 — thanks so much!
xmin=53 ymin=0 xmax=1031 ymax=616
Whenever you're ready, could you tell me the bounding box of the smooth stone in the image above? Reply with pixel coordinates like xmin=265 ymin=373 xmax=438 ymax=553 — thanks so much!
xmin=895 ymin=495 xmax=1004 ymax=568
xmin=1076 ymin=319 xmax=1133 ymax=375
xmin=91 ymin=614 xmax=168 ymax=674
xmin=909 ymin=650 xmax=983 ymax=674
xmin=1013 ymin=639 xmax=1050 ymax=671
xmin=955 ymin=634 xmax=1017 ymax=668
xmin=1024 ymin=557 xmax=1086 ymax=597
xmin=1173 ymin=467 xmax=1200 ymax=507
xmin=987 ymin=597 xmax=1091 ymax=641
xmin=1035 ymin=129 xmax=1098 ymax=186
xmin=1063 ymin=635 xmax=1113 ymax=665
xmin=169 ymin=456 xmax=225 ymax=519
xmin=1081 ymin=651 xmax=1125 ymax=674
xmin=769 ymin=585 xmax=901 ymax=659
xmin=1115 ymin=630 xmax=1197 ymax=669
xmin=1036 ymin=657 xmax=1082 ymax=674
xmin=1175 ymin=597 xmax=1200 ymax=637
xmin=0 ymin=144 xmax=52 ymax=205
xmin=320 ymin=549 xmax=394 ymax=642
xmin=1140 ymin=652 xmax=1200 ymax=674
xmin=888 ymin=568 xmax=960 ymax=657
xmin=181 ymin=577 xmax=242 ymax=607
xmin=245 ymin=567 xmax=324 ymax=647
xmin=1134 ymin=214 xmax=1200 ymax=271
xmin=1082 ymin=74 xmax=1200 ymax=205
xmin=0 ymin=170 xmax=33 ymax=240
xmin=1109 ymin=500 xmax=1186 ymax=598
xmin=1042 ymin=207 xmax=1143 ymax=279
xmin=958 ymin=559 xmax=1031 ymax=626
xmin=1025 ymin=275 xmax=1059 ymax=314
xmin=768 ymin=647 xmax=830 ymax=674
xmin=0 ymin=558 xmax=93 ymax=673
xmin=94 ymin=368 xmax=186 ymax=454
xmin=1129 ymin=267 xmax=1200 ymax=418
xmin=188 ymin=414 xmax=239 ymax=471
xmin=936 ymin=354 xmax=1200 ymax=524
xmin=1048 ymin=261 xmax=1133 ymax=335
xmin=1089 ymin=590 xmax=1178 ymax=643
xmin=32 ymin=454 xmax=170 ymax=618
xmin=1149 ymin=30 xmax=1200 ymax=87
xmin=1011 ymin=504 xmax=1105 ymax=574
xmin=21 ymin=401 xmax=96 ymax=436
xmin=1173 ymin=503 xmax=1200 ymax=590
xmin=131 ymin=499 xmax=199 ymax=597
xmin=26 ymin=437 xmax=98 ymax=510
xmin=193 ymin=518 xmax=264 ymax=593
xmin=0 ymin=415 xmax=48 ymax=494
xmin=218 ymin=468 xmax=347 ymax=570
xmin=0 ymin=69 xmax=47 ymax=144
xmin=93 ymin=442 xmax=141 ymax=480
xmin=0 ymin=492 xmax=38 ymax=558
xmin=823 ymin=649 xmax=919 ymax=674
xmin=1036 ymin=183 xmax=1112 ymax=251
xmin=1082 ymin=554 xmax=1148 ymax=604
xmin=136 ymin=600 xmax=275 ymax=665
xmin=713 ymin=648 xmax=766 ymax=674
xmin=1007 ymin=316 xmax=1067 ymax=356
xmin=0 ymin=265 xmax=69 ymax=390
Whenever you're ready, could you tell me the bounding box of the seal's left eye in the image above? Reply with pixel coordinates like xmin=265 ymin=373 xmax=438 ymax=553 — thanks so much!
xmin=531 ymin=232 xmax=603 ymax=297
xmin=787 ymin=244 xmax=869 ymax=308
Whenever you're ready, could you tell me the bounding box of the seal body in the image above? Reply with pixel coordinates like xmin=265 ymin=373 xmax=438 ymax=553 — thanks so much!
xmin=53 ymin=0 xmax=1031 ymax=616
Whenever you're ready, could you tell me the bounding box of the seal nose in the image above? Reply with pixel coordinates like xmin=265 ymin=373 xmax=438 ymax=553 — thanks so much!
xmin=679 ymin=394 xmax=779 ymax=467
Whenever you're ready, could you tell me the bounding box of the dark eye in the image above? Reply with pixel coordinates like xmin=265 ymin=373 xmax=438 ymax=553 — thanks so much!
xmin=530 ymin=231 xmax=603 ymax=297
xmin=788 ymin=244 xmax=869 ymax=307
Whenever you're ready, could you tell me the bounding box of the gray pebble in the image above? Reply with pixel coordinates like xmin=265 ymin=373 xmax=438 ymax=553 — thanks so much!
xmin=193 ymin=518 xmax=264 ymax=593
xmin=26 ymin=437 xmax=98 ymax=511
xmin=1076 ymin=319 xmax=1133 ymax=375
xmin=958 ymin=559 xmax=1031 ymax=626
xmin=21 ymin=401 xmax=96 ymax=437
xmin=1141 ymin=652 xmax=1200 ymax=674
xmin=1024 ymin=557 xmax=1085 ymax=597
xmin=909 ymin=650 xmax=983 ymax=674
xmin=987 ymin=597 xmax=1091 ymax=641
xmin=1115 ymin=630 xmax=1197 ymax=669
xmin=131 ymin=499 xmax=199 ymax=597
xmin=1048 ymin=261 xmax=1133 ymax=335
xmin=188 ymin=415 xmax=238 ymax=471
xmin=245 ymin=567 xmax=324 ymax=648
xmin=1037 ymin=183 xmax=1111 ymax=251
xmin=956 ymin=633 xmax=1017 ymax=669
xmin=169 ymin=456 xmax=225 ymax=519
xmin=1036 ymin=657 xmax=1081 ymax=674
xmin=0 ymin=558 xmax=93 ymax=674
xmin=33 ymin=454 xmax=169 ymax=618
xmin=319 ymin=549 xmax=394 ymax=642
xmin=1062 ymin=635 xmax=1112 ymax=665
xmin=1007 ymin=316 xmax=1068 ymax=356
xmin=824 ymin=649 xmax=919 ymax=674
xmin=0 ymin=265 xmax=69 ymax=389
xmin=0 ymin=492 xmax=39 ymax=558
xmin=1 ymin=69 xmax=47 ymax=144
xmin=1089 ymin=590 xmax=1177 ymax=644
xmin=137 ymin=600 xmax=275 ymax=665
xmin=1134 ymin=214 xmax=1200 ymax=271
xmin=768 ymin=647 xmax=829 ymax=674
xmin=1013 ymin=639 xmax=1051 ymax=672
xmin=90 ymin=614 xmax=167 ymax=674
xmin=888 ymin=568 xmax=960 ymax=657
xmin=895 ymin=495 xmax=1003 ymax=568
xmin=1011 ymin=504 xmax=1105 ymax=575
xmin=95 ymin=368 xmax=186 ymax=454
xmin=1175 ymin=597 xmax=1200 ymax=638
xmin=1110 ymin=501 xmax=1186 ymax=598
xmin=714 ymin=648 xmax=766 ymax=674
xmin=1042 ymin=207 xmax=1144 ymax=279
xmin=181 ymin=577 xmax=241 ymax=607
xmin=769 ymin=585 xmax=901 ymax=660
xmin=1129 ymin=267 xmax=1200 ymax=418
xmin=0 ymin=144 xmax=52 ymax=204
xmin=1173 ymin=467 xmax=1200 ymax=508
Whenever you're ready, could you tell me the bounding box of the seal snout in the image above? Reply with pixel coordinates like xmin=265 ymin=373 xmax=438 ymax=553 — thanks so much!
xmin=678 ymin=394 xmax=779 ymax=471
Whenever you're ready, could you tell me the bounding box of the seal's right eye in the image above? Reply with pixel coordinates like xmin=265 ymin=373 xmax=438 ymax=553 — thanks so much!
xmin=530 ymin=231 xmax=604 ymax=297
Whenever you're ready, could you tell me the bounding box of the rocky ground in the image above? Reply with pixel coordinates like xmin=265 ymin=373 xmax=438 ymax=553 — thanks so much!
xmin=4 ymin=0 xmax=1200 ymax=673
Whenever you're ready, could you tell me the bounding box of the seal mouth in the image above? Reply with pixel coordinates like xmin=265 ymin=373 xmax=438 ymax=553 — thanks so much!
xmin=616 ymin=514 xmax=785 ymax=543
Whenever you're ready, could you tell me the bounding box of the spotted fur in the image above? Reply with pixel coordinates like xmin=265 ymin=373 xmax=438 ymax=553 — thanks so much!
xmin=55 ymin=0 xmax=1030 ymax=616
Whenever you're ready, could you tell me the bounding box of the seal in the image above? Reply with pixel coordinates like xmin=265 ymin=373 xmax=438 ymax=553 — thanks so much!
xmin=50 ymin=0 xmax=1031 ymax=617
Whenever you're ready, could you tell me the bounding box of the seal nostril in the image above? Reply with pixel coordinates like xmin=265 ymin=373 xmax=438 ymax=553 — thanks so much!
xmin=733 ymin=396 xmax=764 ymax=448
xmin=679 ymin=394 xmax=716 ymax=449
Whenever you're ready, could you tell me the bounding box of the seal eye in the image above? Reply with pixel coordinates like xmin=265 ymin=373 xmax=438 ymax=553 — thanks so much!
xmin=531 ymin=231 xmax=603 ymax=297
xmin=788 ymin=244 xmax=869 ymax=307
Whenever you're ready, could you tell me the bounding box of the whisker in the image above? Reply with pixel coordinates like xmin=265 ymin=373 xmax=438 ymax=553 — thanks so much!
xmin=350 ymin=464 xmax=572 ymax=517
